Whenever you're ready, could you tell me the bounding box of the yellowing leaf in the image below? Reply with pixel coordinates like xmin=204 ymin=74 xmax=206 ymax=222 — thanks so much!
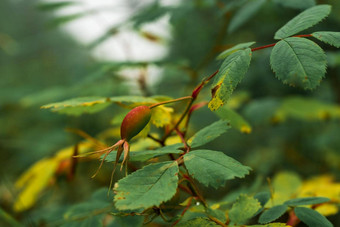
xmin=151 ymin=106 xmax=173 ymax=127
xmin=315 ymin=204 xmax=338 ymax=216
xmin=14 ymin=158 xmax=59 ymax=212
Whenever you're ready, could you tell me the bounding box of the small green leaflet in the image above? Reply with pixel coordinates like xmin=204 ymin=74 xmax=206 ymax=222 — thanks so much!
xmin=187 ymin=120 xmax=230 ymax=148
xmin=229 ymin=194 xmax=261 ymax=225
xmin=228 ymin=0 xmax=266 ymax=33
xmin=284 ymin=197 xmax=330 ymax=206
xmin=273 ymin=0 xmax=315 ymax=10
xmin=258 ymin=205 xmax=288 ymax=224
xmin=114 ymin=161 xmax=179 ymax=210
xmin=215 ymin=106 xmax=252 ymax=133
xmin=183 ymin=150 xmax=251 ymax=189
xmin=294 ymin=207 xmax=333 ymax=227
xmin=176 ymin=217 xmax=219 ymax=227
xmin=209 ymin=48 xmax=252 ymax=111
xmin=312 ymin=32 xmax=340 ymax=48
xmin=216 ymin=42 xmax=255 ymax=60
xmin=270 ymin=37 xmax=326 ymax=90
xmin=274 ymin=5 xmax=331 ymax=40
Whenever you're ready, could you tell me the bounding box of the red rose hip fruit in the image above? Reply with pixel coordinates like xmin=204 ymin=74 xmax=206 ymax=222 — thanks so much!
xmin=120 ymin=106 xmax=151 ymax=141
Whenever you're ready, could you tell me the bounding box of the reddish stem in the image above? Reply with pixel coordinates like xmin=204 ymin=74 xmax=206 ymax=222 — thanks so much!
xmin=171 ymin=197 xmax=193 ymax=226
xmin=293 ymin=34 xmax=312 ymax=38
xmin=251 ymin=43 xmax=276 ymax=52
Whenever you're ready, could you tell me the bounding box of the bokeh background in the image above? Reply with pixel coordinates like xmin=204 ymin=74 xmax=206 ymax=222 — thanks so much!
xmin=1 ymin=0 xmax=340 ymax=226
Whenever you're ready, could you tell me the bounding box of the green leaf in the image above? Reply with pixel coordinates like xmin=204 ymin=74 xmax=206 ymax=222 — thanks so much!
xmin=275 ymin=96 xmax=340 ymax=121
xmin=294 ymin=207 xmax=333 ymax=227
xmin=216 ymin=42 xmax=256 ymax=60
xmin=273 ymin=0 xmax=315 ymax=9
xmin=187 ymin=120 xmax=231 ymax=148
xmin=48 ymin=13 xmax=86 ymax=27
xmin=229 ymin=194 xmax=261 ymax=225
xmin=274 ymin=5 xmax=331 ymax=39
xmin=284 ymin=197 xmax=330 ymax=206
xmin=259 ymin=205 xmax=288 ymax=224
xmin=270 ymin=37 xmax=326 ymax=89
xmin=176 ymin=217 xmax=219 ymax=227
xmin=183 ymin=150 xmax=251 ymax=189
xmin=114 ymin=161 xmax=179 ymax=210
xmin=131 ymin=3 xmax=169 ymax=29
xmin=215 ymin=106 xmax=252 ymax=133
xmin=104 ymin=143 xmax=184 ymax=162
xmin=312 ymin=32 xmax=340 ymax=48
xmin=37 ymin=1 xmax=77 ymax=11
xmin=209 ymin=48 xmax=252 ymax=111
xmin=41 ymin=96 xmax=169 ymax=115
xmin=254 ymin=192 xmax=271 ymax=207
xmin=228 ymin=0 xmax=266 ymax=33
xmin=61 ymin=216 xmax=103 ymax=227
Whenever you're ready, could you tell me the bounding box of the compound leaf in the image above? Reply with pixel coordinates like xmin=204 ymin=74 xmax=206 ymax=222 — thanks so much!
xmin=274 ymin=4 xmax=331 ymax=39
xmin=187 ymin=120 xmax=231 ymax=148
xmin=259 ymin=205 xmax=288 ymax=224
xmin=229 ymin=194 xmax=261 ymax=225
xmin=183 ymin=150 xmax=251 ymax=189
xmin=114 ymin=161 xmax=178 ymax=210
xmin=294 ymin=207 xmax=333 ymax=227
xmin=209 ymin=49 xmax=252 ymax=111
xmin=270 ymin=37 xmax=326 ymax=90
xmin=312 ymin=32 xmax=340 ymax=48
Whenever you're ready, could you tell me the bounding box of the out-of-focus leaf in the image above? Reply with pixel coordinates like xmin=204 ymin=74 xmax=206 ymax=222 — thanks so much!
xmin=114 ymin=161 xmax=178 ymax=210
xmin=273 ymin=0 xmax=315 ymax=9
xmin=274 ymin=5 xmax=331 ymax=39
xmin=151 ymin=106 xmax=173 ymax=127
xmin=48 ymin=13 xmax=86 ymax=27
xmin=131 ymin=3 xmax=169 ymax=29
xmin=0 ymin=208 xmax=22 ymax=227
xmin=258 ymin=205 xmax=288 ymax=224
xmin=176 ymin=217 xmax=219 ymax=226
xmin=284 ymin=197 xmax=330 ymax=206
xmin=184 ymin=150 xmax=251 ymax=189
xmin=294 ymin=207 xmax=333 ymax=227
xmin=216 ymin=42 xmax=255 ymax=60
xmin=228 ymin=0 xmax=266 ymax=33
xmin=209 ymin=49 xmax=252 ymax=111
xmin=60 ymin=216 xmax=103 ymax=227
xmin=187 ymin=120 xmax=230 ymax=148
xmin=270 ymin=37 xmax=326 ymax=89
xmin=215 ymin=106 xmax=252 ymax=133
xmin=312 ymin=32 xmax=340 ymax=48
xmin=275 ymin=96 xmax=340 ymax=121
xmin=229 ymin=194 xmax=261 ymax=225
xmin=37 ymin=1 xmax=77 ymax=11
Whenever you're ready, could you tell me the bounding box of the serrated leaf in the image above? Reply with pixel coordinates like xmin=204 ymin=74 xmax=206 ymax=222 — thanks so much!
xmin=228 ymin=0 xmax=266 ymax=33
xmin=176 ymin=217 xmax=219 ymax=227
xmin=151 ymin=106 xmax=173 ymax=127
xmin=229 ymin=194 xmax=261 ymax=225
xmin=114 ymin=161 xmax=178 ymax=210
xmin=270 ymin=37 xmax=326 ymax=89
xmin=216 ymin=42 xmax=256 ymax=60
xmin=312 ymin=32 xmax=340 ymax=48
xmin=284 ymin=197 xmax=330 ymax=206
xmin=259 ymin=205 xmax=288 ymax=224
xmin=184 ymin=150 xmax=251 ymax=189
xmin=37 ymin=1 xmax=77 ymax=11
xmin=274 ymin=5 xmax=331 ymax=39
xmin=187 ymin=120 xmax=230 ymax=148
xmin=273 ymin=0 xmax=315 ymax=9
xmin=294 ymin=207 xmax=333 ymax=227
xmin=215 ymin=106 xmax=252 ymax=133
xmin=209 ymin=49 xmax=252 ymax=111
xmin=253 ymin=191 xmax=271 ymax=216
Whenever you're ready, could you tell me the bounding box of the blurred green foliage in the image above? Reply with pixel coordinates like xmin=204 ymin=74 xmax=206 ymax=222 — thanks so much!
xmin=1 ymin=0 xmax=340 ymax=226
